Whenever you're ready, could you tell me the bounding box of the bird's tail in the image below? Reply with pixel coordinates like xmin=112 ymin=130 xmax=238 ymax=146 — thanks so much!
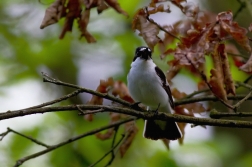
xmin=143 ymin=120 xmax=182 ymax=140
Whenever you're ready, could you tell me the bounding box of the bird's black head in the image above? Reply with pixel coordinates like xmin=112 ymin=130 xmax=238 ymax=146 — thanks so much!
xmin=133 ymin=46 xmax=152 ymax=61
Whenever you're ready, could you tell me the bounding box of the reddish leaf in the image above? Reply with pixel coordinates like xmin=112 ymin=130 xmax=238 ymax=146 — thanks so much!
xmin=218 ymin=44 xmax=236 ymax=95
xmin=120 ymin=121 xmax=138 ymax=157
xmin=217 ymin=11 xmax=251 ymax=52
xmin=209 ymin=69 xmax=227 ymax=101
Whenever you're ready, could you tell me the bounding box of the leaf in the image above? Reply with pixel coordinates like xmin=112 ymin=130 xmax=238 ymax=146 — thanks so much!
xmin=209 ymin=69 xmax=227 ymax=101
xmin=40 ymin=0 xmax=66 ymax=29
xmin=59 ymin=0 xmax=82 ymax=39
xmin=218 ymin=44 xmax=236 ymax=95
xmin=95 ymin=112 xmax=121 ymax=140
xmin=112 ymin=81 xmax=134 ymax=103
xmin=148 ymin=4 xmax=171 ymax=14
xmin=132 ymin=9 xmax=161 ymax=50
xmin=183 ymin=2 xmax=199 ymax=18
xmin=166 ymin=60 xmax=182 ymax=83
xmin=120 ymin=121 xmax=138 ymax=157
xmin=85 ymin=78 xmax=114 ymax=121
xmin=105 ymin=0 xmax=128 ymax=17
xmin=240 ymin=53 xmax=252 ymax=73
xmin=78 ymin=9 xmax=96 ymax=43
xmin=217 ymin=11 xmax=251 ymax=52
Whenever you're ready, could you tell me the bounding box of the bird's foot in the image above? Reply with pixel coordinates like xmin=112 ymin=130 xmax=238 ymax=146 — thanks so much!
xmin=130 ymin=102 xmax=142 ymax=111
xmin=154 ymin=103 xmax=161 ymax=115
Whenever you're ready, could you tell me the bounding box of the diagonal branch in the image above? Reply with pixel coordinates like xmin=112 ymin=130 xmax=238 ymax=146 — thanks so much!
xmin=42 ymin=72 xmax=137 ymax=109
xmin=13 ymin=117 xmax=135 ymax=167
xmin=7 ymin=128 xmax=50 ymax=148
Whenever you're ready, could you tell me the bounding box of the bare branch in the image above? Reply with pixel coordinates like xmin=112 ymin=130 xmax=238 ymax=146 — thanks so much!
xmin=42 ymin=72 xmax=138 ymax=110
xmin=13 ymin=117 xmax=135 ymax=167
xmin=182 ymin=88 xmax=210 ymax=99
xmin=6 ymin=128 xmax=50 ymax=148
xmin=210 ymin=109 xmax=252 ymax=119
xmin=89 ymin=129 xmax=124 ymax=167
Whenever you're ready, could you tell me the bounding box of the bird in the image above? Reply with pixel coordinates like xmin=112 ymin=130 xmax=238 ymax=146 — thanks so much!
xmin=127 ymin=46 xmax=182 ymax=140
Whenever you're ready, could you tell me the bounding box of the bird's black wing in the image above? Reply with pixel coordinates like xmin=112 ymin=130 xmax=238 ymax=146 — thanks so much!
xmin=155 ymin=66 xmax=175 ymax=109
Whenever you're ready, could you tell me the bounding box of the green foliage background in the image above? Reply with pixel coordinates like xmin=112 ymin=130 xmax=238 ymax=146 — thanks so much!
xmin=0 ymin=0 xmax=252 ymax=167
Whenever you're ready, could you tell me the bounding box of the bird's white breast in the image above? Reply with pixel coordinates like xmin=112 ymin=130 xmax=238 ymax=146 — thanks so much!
xmin=127 ymin=58 xmax=171 ymax=113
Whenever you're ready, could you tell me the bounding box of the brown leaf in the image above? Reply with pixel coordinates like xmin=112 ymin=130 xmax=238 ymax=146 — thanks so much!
xmin=40 ymin=0 xmax=66 ymax=29
xmin=96 ymin=128 xmax=114 ymax=140
xmin=85 ymin=78 xmax=114 ymax=121
xmin=132 ymin=9 xmax=161 ymax=50
xmin=139 ymin=16 xmax=161 ymax=51
xmin=97 ymin=1 xmax=109 ymax=14
xmin=59 ymin=0 xmax=82 ymax=39
xmin=217 ymin=11 xmax=251 ymax=52
xmin=172 ymin=88 xmax=187 ymax=99
xmin=105 ymin=0 xmax=128 ymax=17
xmin=218 ymin=44 xmax=236 ymax=95
xmin=95 ymin=112 xmax=121 ymax=140
xmin=166 ymin=60 xmax=182 ymax=83
xmin=112 ymin=81 xmax=134 ymax=103
xmin=120 ymin=121 xmax=138 ymax=157
xmin=209 ymin=69 xmax=227 ymax=101
xmin=78 ymin=9 xmax=96 ymax=43
xmin=184 ymin=2 xmax=199 ymax=18
xmin=240 ymin=53 xmax=252 ymax=73
xmin=148 ymin=4 xmax=171 ymax=14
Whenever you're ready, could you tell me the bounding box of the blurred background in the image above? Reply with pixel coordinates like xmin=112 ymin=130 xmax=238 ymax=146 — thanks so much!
xmin=0 ymin=0 xmax=252 ymax=166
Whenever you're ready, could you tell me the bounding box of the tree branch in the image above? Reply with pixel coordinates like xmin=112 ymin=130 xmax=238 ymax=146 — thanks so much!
xmin=13 ymin=117 xmax=135 ymax=167
xmin=210 ymin=109 xmax=252 ymax=119
xmin=6 ymin=128 xmax=50 ymax=148
xmin=2 ymin=104 xmax=252 ymax=130
xmin=89 ymin=133 xmax=125 ymax=167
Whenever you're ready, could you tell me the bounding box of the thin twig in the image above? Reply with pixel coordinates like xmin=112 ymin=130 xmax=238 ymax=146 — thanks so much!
xmin=182 ymin=88 xmax=210 ymax=99
xmin=145 ymin=7 xmax=181 ymax=41
xmin=0 ymin=129 xmax=10 ymax=141
xmin=13 ymin=118 xmax=135 ymax=167
xmin=106 ymin=126 xmax=120 ymax=166
xmin=89 ymin=126 xmax=123 ymax=167
xmin=26 ymin=89 xmax=83 ymax=110
xmin=233 ymin=0 xmax=246 ymax=20
xmin=7 ymin=128 xmax=50 ymax=148
xmin=42 ymin=72 xmax=137 ymax=110
xmin=244 ymin=75 xmax=252 ymax=84
xmin=233 ymin=90 xmax=252 ymax=111
xmin=236 ymin=81 xmax=252 ymax=89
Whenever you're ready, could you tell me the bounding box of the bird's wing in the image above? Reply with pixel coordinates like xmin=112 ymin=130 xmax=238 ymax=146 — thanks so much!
xmin=154 ymin=66 xmax=175 ymax=109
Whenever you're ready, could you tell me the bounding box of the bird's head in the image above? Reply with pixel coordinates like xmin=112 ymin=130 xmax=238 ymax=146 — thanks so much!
xmin=133 ymin=46 xmax=152 ymax=61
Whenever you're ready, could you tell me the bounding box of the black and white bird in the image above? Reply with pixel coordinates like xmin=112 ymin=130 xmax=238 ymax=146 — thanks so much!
xmin=127 ymin=46 xmax=182 ymax=140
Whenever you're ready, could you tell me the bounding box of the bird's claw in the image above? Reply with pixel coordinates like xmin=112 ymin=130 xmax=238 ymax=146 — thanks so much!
xmin=154 ymin=103 xmax=160 ymax=115
xmin=130 ymin=102 xmax=142 ymax=110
